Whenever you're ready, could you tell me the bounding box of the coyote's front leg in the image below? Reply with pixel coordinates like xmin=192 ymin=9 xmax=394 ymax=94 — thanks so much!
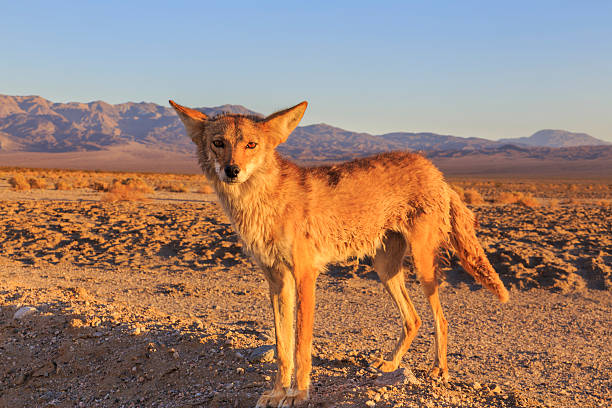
xmin=278 ymin=251 xmax=318 ymax=407
xmin=256 ymin=268 xmax=295 ymax=408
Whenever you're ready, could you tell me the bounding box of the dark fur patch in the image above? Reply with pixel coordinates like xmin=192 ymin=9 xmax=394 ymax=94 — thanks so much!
xmin=325 ymin=168 xmax=342 ymax=187
xmin=210 ymin=113 xmax=264 ymax=122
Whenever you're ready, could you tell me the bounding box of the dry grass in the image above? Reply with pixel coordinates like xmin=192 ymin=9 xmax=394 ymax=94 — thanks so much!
xmin=562 ymin=198 xmax=581 ymax=206
xmin=463 ymin=188 xmax=485 ymax=205
xmin=7 ymin=168 xmax=607 ymax=204
xmin=124 ymin=178 xmax=155 ymax=194
xmin=450 ymin=184 xmax=465 ymax=201
xmin=196 ymin=184 xmax=214 ymax=194
xmin=101 ymin=179 xmax=153 ymax=202
xmin=92 ymin=181 xmax=110 ymax=192
xmin=1 ymin=167 xmax=226 ymax=196
xmin=495 ymin=192 xmax=540 ymax=208
xmin=448 ymin=178 xmax=610 ymax=201
xmin=55 ymin=180 xmax=72 ymax=190
xmin=8 ymin=174 xmax=31 ymax=191
xmin=156 ymin=181 xmax=188 ymax=193
xmin=518 ymin=193 xmax=540 ymax=208
xmin=495 ymin=192 xmax=520 ymax=205
xmin=27 ymin=177 xmax=47 ymax=189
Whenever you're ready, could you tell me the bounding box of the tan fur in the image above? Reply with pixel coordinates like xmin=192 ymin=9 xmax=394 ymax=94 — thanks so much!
xmin=170 ymin=100 xmax=509 ymax=407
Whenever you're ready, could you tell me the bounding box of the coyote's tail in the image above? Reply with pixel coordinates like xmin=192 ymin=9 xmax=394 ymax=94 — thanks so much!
xmin=448 ymin=189 xmax=509 ymax=303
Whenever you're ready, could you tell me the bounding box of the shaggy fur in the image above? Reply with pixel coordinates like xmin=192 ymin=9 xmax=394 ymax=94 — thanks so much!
xmin=170 ymin=100 xmax=509 ymax=407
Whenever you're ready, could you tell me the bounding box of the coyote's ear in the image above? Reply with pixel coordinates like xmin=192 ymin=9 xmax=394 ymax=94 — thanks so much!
xmin=169 ymin=100 xmax=208 ymax=141
xmin=261 ymin=101 xmax=307 ymax=145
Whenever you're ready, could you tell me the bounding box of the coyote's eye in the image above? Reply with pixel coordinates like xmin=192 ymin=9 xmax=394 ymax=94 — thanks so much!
xmin=246 ymin=142 xmax=257 ymax=149
xmin=212 ymin=140 xmax=225 ymax=148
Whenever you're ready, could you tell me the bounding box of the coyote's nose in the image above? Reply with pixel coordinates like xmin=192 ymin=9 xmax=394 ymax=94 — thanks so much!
xmin=224 ymin=165 xmax=241 ymax=179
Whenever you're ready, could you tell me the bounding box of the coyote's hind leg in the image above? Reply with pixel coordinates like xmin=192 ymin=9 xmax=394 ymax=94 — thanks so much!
xmin=410 ymin=227 xmax=449 ymax=381
xmin=371 ymin=232 xmax=422 ymax=372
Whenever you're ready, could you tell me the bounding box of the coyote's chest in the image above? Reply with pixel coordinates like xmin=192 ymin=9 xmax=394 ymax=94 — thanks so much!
xmin=217 ymin=191 xmax=291 ymax=269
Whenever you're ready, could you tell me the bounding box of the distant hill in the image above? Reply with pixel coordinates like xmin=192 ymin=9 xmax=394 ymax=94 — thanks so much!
xmin=277 ymin=124 xmax=399 ymax=162
xmin=0 ymin=94 xmax=259 ymax=153
xmin=1 ymin=94 xmax=611 ymax=175
xmin=498 ymin=129 xmax=610 ymax=148
xmin=379 ymin=132 xmax=498 ymax=151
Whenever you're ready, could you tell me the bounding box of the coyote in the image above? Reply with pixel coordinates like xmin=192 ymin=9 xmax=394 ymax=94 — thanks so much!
xmin=170 ymin=100 xmax=509 ymax=407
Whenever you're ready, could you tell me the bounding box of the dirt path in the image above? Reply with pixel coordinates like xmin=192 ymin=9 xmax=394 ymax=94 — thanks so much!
xmin=0 ymin=191 xmax=610 ymax=407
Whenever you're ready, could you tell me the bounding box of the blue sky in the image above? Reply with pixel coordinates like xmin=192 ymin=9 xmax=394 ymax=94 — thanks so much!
xmin=1 ymin=1 xmax=611 ymax=141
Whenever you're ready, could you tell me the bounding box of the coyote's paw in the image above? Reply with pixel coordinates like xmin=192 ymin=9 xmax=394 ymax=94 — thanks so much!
xmin=428 ymin=366 xmax=450 ymax=383
xmin=279 ymin=388 xmax=309 ymax=407
xmin=255 ymin=388 xmax=287 ymax=408
xmin=371 ymin=357 xmax=398 ymax=373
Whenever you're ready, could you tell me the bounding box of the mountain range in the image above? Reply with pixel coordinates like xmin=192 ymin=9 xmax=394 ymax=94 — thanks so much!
xmin=0 ymin=94 xmax=610 ymax=176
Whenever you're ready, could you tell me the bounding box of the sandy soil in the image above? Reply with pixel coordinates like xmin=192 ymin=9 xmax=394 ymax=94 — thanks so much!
xmin=0 ymin=184 xmax=610 ymax=407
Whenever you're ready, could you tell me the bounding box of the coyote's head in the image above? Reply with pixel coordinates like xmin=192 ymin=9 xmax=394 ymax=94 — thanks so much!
xmin=170 ymin=100 xmax=307 ymax=184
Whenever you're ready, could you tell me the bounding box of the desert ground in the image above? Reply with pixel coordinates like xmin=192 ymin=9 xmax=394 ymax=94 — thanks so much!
xmin=0 ymin=168 xmax=610 ymax=408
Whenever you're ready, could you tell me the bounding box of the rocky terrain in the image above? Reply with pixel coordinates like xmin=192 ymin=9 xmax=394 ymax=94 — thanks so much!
xmin=0 ymin=171 xmax=610 ymax=407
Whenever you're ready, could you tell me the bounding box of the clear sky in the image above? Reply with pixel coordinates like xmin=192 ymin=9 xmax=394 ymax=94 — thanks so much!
xmin=1 ymin=1 xmax=611 ymax=141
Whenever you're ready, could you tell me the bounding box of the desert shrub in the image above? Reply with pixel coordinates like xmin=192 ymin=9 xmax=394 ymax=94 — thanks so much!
xmin=495 ymin=192 xmax=520 ymax=205
xmin=495 ymin=191 xmax=540 ymax=207
xmin=123 ymin=178 xmax=154 ymax=194
xmin=102 ymin=183 xmax=145 ymax=202
xmin=463 ymin=188 xmax=485 ymax=205
xmin=101 ymin=179 xmax=151 ymax=202
xmin=196 ymin=184 xmax=214 ymax=194
xmin=450 ymin=184 xmax=465 ymax=201
xmin=517 ymin=193 xmax=540 ymax=208
xmin=9 ymin=174 xmax=31 ymax=191
xmin=562 ymin=198 xmax=580 ymax=206
xmin=27 ymin=177 xmax=47 ymax=189
xmin=92 ymin=181 xmax=110 ymax=192
xmin=174 ymin=183 xmax=188 ymax=193
xmin=55 ymin=180 xmax=72 ymax=190
xmin=72 ymin=178 xmax=91 ymax=188
xmin=548 ymin=198 xmax=560 ymax=209
xmin=156 ymin=181 xmax=188 ymax=193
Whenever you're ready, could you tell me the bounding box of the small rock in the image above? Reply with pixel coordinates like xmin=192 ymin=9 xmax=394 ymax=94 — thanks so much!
xmin=374 ymin=367 xmax=420 ymax=386
xmin=32 ymin=361 xmax=55 ymax=378
xmin=248 ymin=345 xmax=275 ymax=363
xmin=473 ymin=381 xmax=482 ymax=390
xmin=15 ymin=373 xmax=27 ymax=385
xmin=365 ymin=400 xmax=376 ymax=407
xmin=13 ymin=306 xmax=37 ymax=320
xmin=489 ymin=384 xmax=502 ymax=394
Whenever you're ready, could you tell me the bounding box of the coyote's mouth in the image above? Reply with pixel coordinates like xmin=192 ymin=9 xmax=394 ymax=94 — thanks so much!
xmin=223 ymin=178 xmax=242 ymax=185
